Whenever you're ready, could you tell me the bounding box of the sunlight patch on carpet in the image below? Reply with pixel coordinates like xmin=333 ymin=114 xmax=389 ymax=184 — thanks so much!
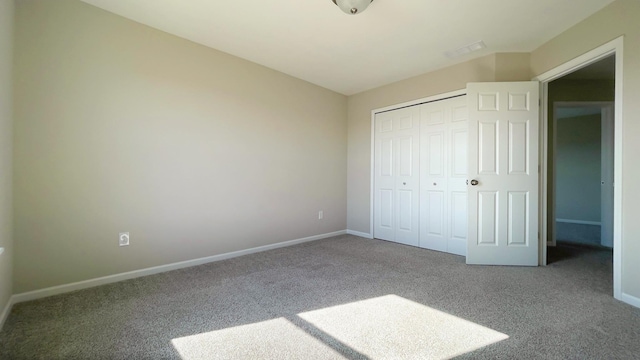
xmin=297 ymin=294 xmax=509 ymax=359
xmin=171 ymin=295 xmax=508 ymax=359
xmin=171 ymin=317 xmax=343 ymax=360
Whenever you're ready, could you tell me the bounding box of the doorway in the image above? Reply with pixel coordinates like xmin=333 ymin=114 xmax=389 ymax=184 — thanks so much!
xmin=547 ymin=56 xmax=615 ymax=251
xmin=552 ymin=101 xmax=614 ymax=248
xmin=535 ymin=37 xmax=623 ymax=301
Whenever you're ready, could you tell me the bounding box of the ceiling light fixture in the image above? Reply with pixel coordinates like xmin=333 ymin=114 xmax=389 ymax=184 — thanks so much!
xmin=332 ymin=0 xmax=374 ymax=15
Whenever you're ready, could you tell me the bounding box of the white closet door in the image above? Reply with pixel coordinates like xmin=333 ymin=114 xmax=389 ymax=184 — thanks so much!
xmin=448 ymin=99 xmax=470 ymax=255
xmin=374 ymin=106 xmax=420 ymax=246
xmin=419 ymin=96 xmax=468 ymax=256
xmin=467 ymin=81 xmax=539 ymax=266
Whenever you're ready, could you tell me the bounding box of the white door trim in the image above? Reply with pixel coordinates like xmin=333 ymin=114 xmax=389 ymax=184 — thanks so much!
xmin=369 ymin=89 xmax=466 ymax=238
xmin=600 ymin=104 xmax=615 ymax=248
xmin=533 ymin=36 xmax=623 ymax=301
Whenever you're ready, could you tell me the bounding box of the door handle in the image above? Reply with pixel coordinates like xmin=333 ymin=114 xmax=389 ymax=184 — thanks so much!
xmin=470 ymin=179 xmax=479 ymax=186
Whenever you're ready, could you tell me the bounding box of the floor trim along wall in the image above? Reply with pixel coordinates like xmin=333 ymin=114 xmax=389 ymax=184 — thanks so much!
xmin=346 ymin=230 xmax=373 ymax=239
xmin=621 ymin=292 xmax=640 ymax=309
xmin=555 ymin=219 xmax=602 ymax=226
xmin=9 ymin=230 xmax=347 ymax=308
xmin=0 ymin=297 xmax=14 ymax=330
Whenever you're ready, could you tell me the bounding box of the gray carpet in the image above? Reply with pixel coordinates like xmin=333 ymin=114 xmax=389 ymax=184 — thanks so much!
xmin=1 ymin=235 xmax=639 ymax=359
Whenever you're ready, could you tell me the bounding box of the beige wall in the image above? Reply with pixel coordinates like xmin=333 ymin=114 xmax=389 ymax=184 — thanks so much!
xmin=531 ymin=0 xmax=640 ymax=300
xmin=346 ymin=53 xmax=530 ymax=234
xmin=495 ymin=53 xmax=532 ymax=81
xmin=13 ymin=0 xmax=347 ymax=293
xmin=0 ymin=0 xmax=14 ymax=314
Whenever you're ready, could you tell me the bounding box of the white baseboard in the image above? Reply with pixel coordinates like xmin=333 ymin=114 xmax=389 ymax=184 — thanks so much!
xmin=346 ymin=230 xmax=373 ymax=239
xmin=555 ymin=218 xmax=601 ymax=226
xmin=0 ymin=296 xmax=14 ymax=331
xmin=12 ymin=230 xmax=347 ymax=305
xmin=620 ymin=292 xmax=640 ymax=309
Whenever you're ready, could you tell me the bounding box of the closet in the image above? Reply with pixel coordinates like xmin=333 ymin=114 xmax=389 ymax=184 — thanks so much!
xmin=373 ymin=95 xmax=468 ymax=255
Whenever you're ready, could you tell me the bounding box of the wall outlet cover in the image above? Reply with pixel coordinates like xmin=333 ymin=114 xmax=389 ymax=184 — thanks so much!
xmin=119 ymin=232 xmax=130 ymax=247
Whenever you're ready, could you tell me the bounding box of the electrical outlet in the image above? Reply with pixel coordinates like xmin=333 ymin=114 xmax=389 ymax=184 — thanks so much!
xmin=119 ymin=232 xmax=130 ymax=247
xmin=318 ymin=210 xmax=324 ymax=220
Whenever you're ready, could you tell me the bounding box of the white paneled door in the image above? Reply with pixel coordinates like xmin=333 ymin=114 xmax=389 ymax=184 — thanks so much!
xmin=374 ymin=106 xmax=420 ymax=246
xmin=419 ymin=96 xmax=468 ymax=256
xmin=467 ymin=82 xmax=540 ymax=266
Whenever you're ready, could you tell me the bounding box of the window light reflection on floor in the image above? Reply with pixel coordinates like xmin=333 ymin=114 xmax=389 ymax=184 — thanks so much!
xmin=298 ymin=294 xmax=509 ymax=359
xmin=172 ymin=317 xmax=343 ymax=360
xmin=171 ymin=295 xmax=509 ymax=359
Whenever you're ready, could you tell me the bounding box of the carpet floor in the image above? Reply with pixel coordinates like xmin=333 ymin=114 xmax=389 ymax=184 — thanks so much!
xmin=1 ymin=235 xmax=639 ymax=359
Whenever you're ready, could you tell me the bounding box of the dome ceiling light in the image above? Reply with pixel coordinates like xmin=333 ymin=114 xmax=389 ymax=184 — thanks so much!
xmin=332 ymin=0 xmax=374 ymax=15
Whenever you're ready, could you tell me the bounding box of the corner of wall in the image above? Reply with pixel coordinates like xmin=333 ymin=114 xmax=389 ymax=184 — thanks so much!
xmin=0 ymin=0 xmax=16 ymax=330
xmin=495 ymin=52 xmax=533 ymax=81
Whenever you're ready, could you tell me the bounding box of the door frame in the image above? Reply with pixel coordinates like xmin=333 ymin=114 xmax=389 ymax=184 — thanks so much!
xmin=551 ymin=101 xmax=614 ymax=247
xmin=534 ymin=36 xmax=623 ymax=300
xmin=369 ymin=89 xmax=466 ymax=239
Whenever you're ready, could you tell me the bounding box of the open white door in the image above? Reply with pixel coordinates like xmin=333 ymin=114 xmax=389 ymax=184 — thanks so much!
xmin=467 ymin=82 xmax=539 ymax=266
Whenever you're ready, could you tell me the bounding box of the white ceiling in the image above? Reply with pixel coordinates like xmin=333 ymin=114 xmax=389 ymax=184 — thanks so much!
xmin=80 ymin=0 xmax=615 ymax=95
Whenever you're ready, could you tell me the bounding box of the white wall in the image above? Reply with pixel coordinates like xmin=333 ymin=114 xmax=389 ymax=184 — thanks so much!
xmin=0 ymin=0 xmax=14 ymax=318
xmin=13 ymin=0 xmax=347 ymax=293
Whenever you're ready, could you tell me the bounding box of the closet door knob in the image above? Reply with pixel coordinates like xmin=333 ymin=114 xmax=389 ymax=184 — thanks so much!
xmin=470 ymin=179 xmax=479 ymax=186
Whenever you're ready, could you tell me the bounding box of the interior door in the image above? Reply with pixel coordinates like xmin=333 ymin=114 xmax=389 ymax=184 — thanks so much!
xmin=374 ymin=106 xmax=420 ymax=246
xmin=467 ymin=82 xmax=540 ymax=266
